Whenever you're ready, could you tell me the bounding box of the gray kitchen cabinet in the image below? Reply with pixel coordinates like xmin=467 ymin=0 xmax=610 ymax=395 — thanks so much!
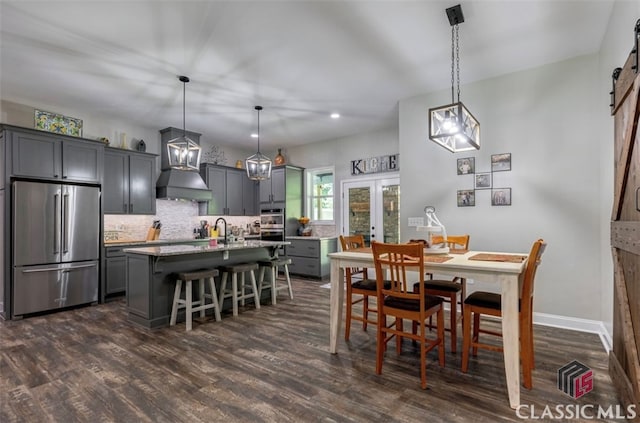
xmin=286 ymin=237 xmax=337 ymax=279
xmin=199 ymin=164 xmax=257 ymax=216
xmin=259 ymin=166 xmax=286 ymax=204
xmin=259 ymin=165 xmax=303 ymax=237
xmin=226 ymin=168 xmax=244 ymax=215
xmin=104 ymin=246 xmax=127 ymax=299
xmin=10 ymin=128 xmax=103 ymax=183
xmin=243 ymin=176 xmax=258 ymax=215
xmin=103 ymin=148 xmax=156 ymax=214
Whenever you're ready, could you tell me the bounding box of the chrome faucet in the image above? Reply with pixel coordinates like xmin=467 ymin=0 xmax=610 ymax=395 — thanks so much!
xmin=214 ymin=217 xmax=227 ymax=245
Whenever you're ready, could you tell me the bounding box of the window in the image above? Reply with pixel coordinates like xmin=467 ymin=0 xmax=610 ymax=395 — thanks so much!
xmin=306 ymin=167 xmax=334 ymax=223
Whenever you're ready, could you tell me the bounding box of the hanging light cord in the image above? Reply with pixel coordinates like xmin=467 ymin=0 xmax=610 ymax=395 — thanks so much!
xmin=450 ymin=24 xmax=461 ymax=104
xmin=257 ymin=108 xmax=261 ymax=153
xmin=182 ymin=80 xmax=186 ymax=136
xmin=450 ymin=25 xmax=455 ymax=104
xmin=456 ymin=24 xmax=460 ymax=103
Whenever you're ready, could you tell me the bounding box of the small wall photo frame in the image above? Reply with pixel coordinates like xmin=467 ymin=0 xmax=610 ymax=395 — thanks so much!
xmin=457 ymin=190 xmax=475 ymax=207
xmin=474 ymin=172 xmax=492 ymax=189
xmin=457 ymin=157 xmax=475 ymax=175
xmin=492 ymin=188 xmax=512 ymax=206
xmin=491 ymin=153 xmax=511 ymax=172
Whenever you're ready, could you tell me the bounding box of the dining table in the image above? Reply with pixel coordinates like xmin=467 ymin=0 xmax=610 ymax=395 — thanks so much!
xmin=327 ymin=247 xmax=529 ymax=409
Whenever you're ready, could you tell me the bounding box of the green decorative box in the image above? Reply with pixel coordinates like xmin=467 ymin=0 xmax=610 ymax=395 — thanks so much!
xmin=34 ymin=109 xmax=83 ymax=137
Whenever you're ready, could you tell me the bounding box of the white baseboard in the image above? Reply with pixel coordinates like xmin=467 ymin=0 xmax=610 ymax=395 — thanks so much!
xmin=533 ymin=312 xmax=612 ymax=353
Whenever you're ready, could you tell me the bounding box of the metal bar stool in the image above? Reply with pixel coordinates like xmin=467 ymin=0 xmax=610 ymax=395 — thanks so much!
xmin=170 ymin=268 xmax=221 ymax=331
xmin=218 ymin=263 xmax=261 ymax=316
xmin=258 ymin=257 xmax=293 ymax=305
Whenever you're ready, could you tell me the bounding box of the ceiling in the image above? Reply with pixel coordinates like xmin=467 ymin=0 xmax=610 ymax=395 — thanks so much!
xmin=0 ymin=1 xmax=614 ymax=150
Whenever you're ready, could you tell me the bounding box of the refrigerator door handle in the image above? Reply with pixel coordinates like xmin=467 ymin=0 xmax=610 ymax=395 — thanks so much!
xmin=54 ymin=193 xmax=60 ymax=254
xmin=21 ymin=263 xmax=98 ymax=273
xmin=21 ymin=267 xmax=60 ymax=274
xmin=63 ymin=192 xmax=70 ymax=253
xmin=62 ymin=263 xmax=98 ymax=271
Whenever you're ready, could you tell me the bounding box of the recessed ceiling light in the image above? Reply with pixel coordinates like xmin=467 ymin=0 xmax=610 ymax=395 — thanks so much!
xmin=330 ymin=113 xmax=340 ymax=119
xmin=251 ymin=133 xmax=258 ymax=138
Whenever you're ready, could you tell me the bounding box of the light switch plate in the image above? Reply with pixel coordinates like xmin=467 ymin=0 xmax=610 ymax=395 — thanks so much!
xmin=408 ymin=217 xmax=424 ymax=227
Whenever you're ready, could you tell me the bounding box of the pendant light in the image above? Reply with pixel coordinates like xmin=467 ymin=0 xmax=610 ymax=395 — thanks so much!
xmin=429 ymin=4 xmax=480 ymax=153
xmin=166 ymin=75 xmax=202 ymax=170
xmin=245 ymin=105 xmax=272 ymax=180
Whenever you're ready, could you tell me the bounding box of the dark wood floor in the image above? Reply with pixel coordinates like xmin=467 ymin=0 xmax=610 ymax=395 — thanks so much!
xmin=0 ymin=277 xmax=623 ymax=422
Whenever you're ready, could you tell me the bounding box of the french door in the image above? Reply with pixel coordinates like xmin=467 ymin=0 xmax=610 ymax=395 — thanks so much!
xmin=341 ymin=175 xmax=400 ymax=246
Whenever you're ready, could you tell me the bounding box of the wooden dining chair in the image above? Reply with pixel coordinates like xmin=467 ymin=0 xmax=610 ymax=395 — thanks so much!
xmin=414 ymin=234 xmax=470 ymax=353
xmin=461 ymin=239 xmax=546 ymax=389
xmin=371 ymin=241 xmax=445 ymax=389
xmin=340 ymin=234 xmax=378 ymax=341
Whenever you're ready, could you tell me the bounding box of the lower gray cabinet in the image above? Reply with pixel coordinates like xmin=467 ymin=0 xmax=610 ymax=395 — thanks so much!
xmin=104 ymin=247 xmax=127 ymax=299
xmin=287 ymin=237 xmax=337 ymax=279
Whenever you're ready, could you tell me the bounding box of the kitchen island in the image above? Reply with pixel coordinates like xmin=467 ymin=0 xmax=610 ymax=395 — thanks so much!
xmin=123 ymin=240 xmax=287 ymax=329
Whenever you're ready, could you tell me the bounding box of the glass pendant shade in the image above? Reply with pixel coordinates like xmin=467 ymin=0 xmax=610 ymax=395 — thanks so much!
xmin=246 ymin=151 xmax=272 ymax=181
xmin=246 ymin=105 xmax=272 ymax=180
xmin=166 ymin=136 xmax=201 ymax=170
xmin=168 ymin=75 xmax=202 ymax=171
xmin=429 ymin=102 xmax=480 ymax=152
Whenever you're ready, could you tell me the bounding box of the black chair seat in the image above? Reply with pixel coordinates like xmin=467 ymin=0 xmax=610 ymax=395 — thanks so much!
xmin=465 ymin=291 xmax=523 ymax=311
xmin=385 ymin=294 xmax=443 ymax=312
xmin=464 ymin=291 xmax=500 ymax=309
xmin=352 ymin=278 xmax=391 ymax=291
xmin=415 ymin=280 xmax=462 ymax=293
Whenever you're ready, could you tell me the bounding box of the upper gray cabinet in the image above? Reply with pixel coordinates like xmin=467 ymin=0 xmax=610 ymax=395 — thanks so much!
xmin=259 ymin=166 xmax=286 ymax=205
xmin=10 ymin=129 xmax=103 ymax=184
xmin=103 ymin=148 xmax=156 ymax=215
xmin=199 ymin=164 xmax=257 ymax=216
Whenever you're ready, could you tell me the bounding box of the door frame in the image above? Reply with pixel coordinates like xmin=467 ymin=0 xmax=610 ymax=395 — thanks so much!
xmin=340 ymin=172 xmax=400 ymax=244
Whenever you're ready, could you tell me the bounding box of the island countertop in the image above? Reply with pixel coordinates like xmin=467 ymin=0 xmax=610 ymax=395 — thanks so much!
xmin=123 ymin=240 xmax=288 ymax=257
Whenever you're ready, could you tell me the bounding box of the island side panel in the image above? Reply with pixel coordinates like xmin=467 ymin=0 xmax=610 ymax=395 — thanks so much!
xmin=126 ymin=247 xmax=275 ymax=329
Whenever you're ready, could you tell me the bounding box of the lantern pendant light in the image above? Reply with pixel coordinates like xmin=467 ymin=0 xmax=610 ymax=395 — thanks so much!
xmin=166 ymin=75 xmax=202 ymax=170
xmin=429 ymin=4 xmax=480 ymax=153
xmin=246 ymin=105 xmax=272 ymax=180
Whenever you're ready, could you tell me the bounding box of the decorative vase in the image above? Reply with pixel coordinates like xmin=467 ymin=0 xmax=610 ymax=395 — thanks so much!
xmin=235 ymin=160 xmax=243 ymax=169
xmin=274 ymin=148 xmax=285 ymax=165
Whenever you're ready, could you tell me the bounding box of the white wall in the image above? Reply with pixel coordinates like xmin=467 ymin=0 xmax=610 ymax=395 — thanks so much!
xmin=399 ymin=53 xmax=604 ymax=320
xmin=285 ymin=126 xmax=399 ymax=234
xmin=597 ymin=0 xmax=640 ymax=335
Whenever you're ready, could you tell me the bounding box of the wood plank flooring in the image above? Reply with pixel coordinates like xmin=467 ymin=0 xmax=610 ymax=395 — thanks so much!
xmin=0 ymin=277 xmax=623 ymax=422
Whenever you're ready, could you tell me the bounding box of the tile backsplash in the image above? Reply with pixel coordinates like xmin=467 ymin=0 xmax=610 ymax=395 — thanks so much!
xmin=104 ymin=200 xmax=259 ymax=241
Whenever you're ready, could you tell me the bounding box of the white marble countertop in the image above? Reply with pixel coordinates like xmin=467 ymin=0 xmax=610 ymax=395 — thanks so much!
xmin=286 ymin=236 xmax=337 ymax=240
xmin=123 ymin=240 xmax=288 ymax=257
xmin=105 ymin=235 xmax=260 ymax=248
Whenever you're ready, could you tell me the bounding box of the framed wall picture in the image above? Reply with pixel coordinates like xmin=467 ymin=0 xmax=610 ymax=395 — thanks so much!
xmin=457 ymin=190 xmax=475 ymax=207
xmin=491 ymin=153 xmax=511 ymax=172
xmin=34 ymin=109 xmax=83 ymax=137
xmin=492 ymin=188 xmax=512 ymax=206
xmin=474 ymin=172 xmax=492 ymax=189
xmin=457 ymin=157 xmax=475 ymax=175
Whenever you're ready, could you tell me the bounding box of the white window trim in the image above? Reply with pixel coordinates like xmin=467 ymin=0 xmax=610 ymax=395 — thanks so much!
xmin=305 ymin=166 xmax=335 ymax=225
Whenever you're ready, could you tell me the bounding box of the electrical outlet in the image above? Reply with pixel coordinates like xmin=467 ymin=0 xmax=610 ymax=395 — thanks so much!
xmin=408 ymin=217 xmax=424 ymax=227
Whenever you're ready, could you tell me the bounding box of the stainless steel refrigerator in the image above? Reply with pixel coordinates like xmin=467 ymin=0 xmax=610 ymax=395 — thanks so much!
xmin=12 ymin=180 xmax=100 ymax=317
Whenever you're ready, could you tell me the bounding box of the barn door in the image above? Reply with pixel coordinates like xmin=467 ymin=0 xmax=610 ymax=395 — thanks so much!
xmin=610 ymin=20 xmax=640 ymax=416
